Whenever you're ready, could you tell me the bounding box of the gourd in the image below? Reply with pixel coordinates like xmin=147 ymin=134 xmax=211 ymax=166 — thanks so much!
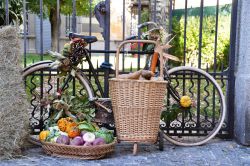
xmin=39 ymin=130 xmax=50 ymax=141
xmin=65 ymin=121 xmax=78 ymax=133
xmin=57 ymin=118 xmax=68 ymax=132
xmin=118 ymin=70 xmax=154 ymax=80
xmin=57 ymin=117 xmax=77 ymax=133
xmin=140 ymin=70 xmax=154 ymax=80
xmin=118 ymin=70 xmax=142 ymax=79
xmin=180 ymin=96 xmax=192 ymax=108
xmin=67 ymin=126 xmax=80 ymax=138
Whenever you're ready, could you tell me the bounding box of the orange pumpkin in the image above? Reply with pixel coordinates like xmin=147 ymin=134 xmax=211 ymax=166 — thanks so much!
xmin=67 ymin=126 xmax=80 ymax=138
xmin=65 ymin=121 xmax=78 ymax=133
xmin=57 ymin=117 xmax=77 ymax=132
xmin=57 ymin=118 xmax=68 ymax=132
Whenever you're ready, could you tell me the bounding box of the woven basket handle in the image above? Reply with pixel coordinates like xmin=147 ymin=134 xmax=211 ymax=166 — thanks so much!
xmin=115 ymin=40 xmax=164 ymax=79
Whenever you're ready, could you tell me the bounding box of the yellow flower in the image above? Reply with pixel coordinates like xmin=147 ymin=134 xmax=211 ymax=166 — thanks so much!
xmin=180 ymin=96 xmax=192 ymax=108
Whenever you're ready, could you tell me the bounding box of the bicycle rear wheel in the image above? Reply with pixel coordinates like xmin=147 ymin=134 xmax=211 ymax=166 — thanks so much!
xmin=22 ymin=61 xmax=95 ymax=133
xmin=161 ymin=66 xmax=226 ymax=146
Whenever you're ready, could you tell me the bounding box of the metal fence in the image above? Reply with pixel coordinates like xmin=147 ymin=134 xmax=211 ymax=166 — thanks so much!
xmin=3 ymin=0 xmax=238 ymax=138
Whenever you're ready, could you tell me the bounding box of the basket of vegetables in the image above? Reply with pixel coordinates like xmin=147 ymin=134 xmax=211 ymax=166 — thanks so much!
xmin=36 ymin=92 xmax=116 ymax=160
xmin=39 ymin=118 xmax=116 ymax=160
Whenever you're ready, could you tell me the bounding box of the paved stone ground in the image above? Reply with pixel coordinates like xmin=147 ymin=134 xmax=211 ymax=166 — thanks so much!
xmin=1 ymin=139 xmax=250 ymax=166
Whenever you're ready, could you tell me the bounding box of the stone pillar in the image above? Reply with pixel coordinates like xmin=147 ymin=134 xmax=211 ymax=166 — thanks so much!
xmin=234 ymin=0 xmax=250 ymax=145
xmin=150 ymin=0 xmax=168 ymax=31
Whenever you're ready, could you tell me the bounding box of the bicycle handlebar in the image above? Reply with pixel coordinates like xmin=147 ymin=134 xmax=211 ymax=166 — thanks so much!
xmin=137 ymin=22 xmax=158 ymax=29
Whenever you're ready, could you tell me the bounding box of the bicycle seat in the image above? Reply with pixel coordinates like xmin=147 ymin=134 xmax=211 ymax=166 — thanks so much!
xmin=69 ymin=32 xmax=97 ymax=43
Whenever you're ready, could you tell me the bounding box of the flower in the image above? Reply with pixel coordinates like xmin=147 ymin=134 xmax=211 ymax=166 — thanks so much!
xmin=180 ymin=96 xmax=192 ymax=108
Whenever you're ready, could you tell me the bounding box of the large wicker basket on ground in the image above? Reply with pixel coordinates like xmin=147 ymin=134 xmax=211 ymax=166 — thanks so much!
xmin=109 ymin=40 xmax=167 ymax=154
xmin=109 ymin=79 xmax=166 ymax=143
xmin=41 ymin=140 xmax=116 ymax=160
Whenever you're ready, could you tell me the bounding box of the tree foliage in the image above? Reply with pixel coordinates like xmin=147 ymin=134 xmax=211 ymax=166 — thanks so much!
xmin=169 ymin=14 xmax=231 ymax=69
xmin=0 ymin=0 xmax=23 ymax=26
xmin=26 ymin=0 xmax=93 ymax=17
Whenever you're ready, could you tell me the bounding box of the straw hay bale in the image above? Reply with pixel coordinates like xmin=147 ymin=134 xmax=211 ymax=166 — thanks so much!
xmin=0 ymin=26 xmax=30 ymax=159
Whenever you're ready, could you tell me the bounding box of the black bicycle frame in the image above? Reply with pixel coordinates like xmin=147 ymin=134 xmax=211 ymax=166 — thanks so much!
xmin=84 ymin=50 xmax=105 ymax=97
xmin=58 ymin=47 xmax=105 ymax=98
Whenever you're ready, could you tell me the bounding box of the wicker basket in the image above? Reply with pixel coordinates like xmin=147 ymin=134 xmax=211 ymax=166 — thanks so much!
xmin=41 ymin=140 xmax=116 ymax=160
xmin=109 ymin=40 xmax=167 ymax=145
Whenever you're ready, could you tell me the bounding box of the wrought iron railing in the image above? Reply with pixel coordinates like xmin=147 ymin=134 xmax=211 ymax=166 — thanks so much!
xmin=3 ymin=0 xmax=237 ymax=138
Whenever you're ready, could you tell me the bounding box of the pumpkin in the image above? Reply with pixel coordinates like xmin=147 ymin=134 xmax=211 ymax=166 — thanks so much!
xmin=65 ymin=121 xmax=78 ymax=133
xmin=39 ymin=130 xmax=50 ymax=141
xmin=57 ymin=117 xmax=77 ymax=132
xmin=57 ymin=118 xmax=68 ymax=132
xmin=67 ymin=126 xmax=80 ymax=138
xmin=57 ymin=117 xmax=79 ymax=138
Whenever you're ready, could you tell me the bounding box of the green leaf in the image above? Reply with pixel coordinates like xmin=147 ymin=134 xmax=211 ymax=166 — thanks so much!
xmin=78 ymin=122 xmax=96 ymax=132
xmin=50 ymin=109 xmax=64 ymax=122
xmin=50 ymin=89 xmax=95 ymax=122
xmin=94 ymin=129 xmax=114 ymax=144
xmin=161 ymin=103 xmax=183 ymax=122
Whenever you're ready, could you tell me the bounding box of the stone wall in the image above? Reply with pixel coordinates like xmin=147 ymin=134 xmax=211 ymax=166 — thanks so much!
xmin=234 ymin=0 xmax=250 ymax=145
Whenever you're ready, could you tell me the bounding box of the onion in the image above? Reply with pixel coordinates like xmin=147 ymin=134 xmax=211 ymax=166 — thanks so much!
xmin=82 ymin=132 xmax=95 ymax=143
xmin=56 ymin=135 xmax=70 ymax=145
xmin=70 ymin=136 xmax=84 ymax=146
xmin=92 ymin=138 xmax=106 ymax=146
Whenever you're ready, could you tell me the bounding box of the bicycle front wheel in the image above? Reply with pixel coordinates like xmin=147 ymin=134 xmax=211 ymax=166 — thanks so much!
xmin=22 ymin=61 xmax=95 ymax=132
xmin=161 ymin=66 xmax=226 ymax=146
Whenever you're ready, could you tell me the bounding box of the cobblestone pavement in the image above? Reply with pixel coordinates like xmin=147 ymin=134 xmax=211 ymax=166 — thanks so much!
xmin=1 ymin=139 xmax=250 ymax=166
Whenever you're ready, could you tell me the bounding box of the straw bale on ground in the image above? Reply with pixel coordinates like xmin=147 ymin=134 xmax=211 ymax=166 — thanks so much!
xmin=0 ymin=26 xmax=30 ymax=160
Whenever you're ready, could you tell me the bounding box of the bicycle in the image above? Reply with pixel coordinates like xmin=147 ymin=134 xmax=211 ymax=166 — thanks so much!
xmin=22 ymin=22 xmax=226 ymax=147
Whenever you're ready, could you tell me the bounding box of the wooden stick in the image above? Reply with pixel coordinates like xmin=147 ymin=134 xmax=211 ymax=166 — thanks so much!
xmin=163 ymin=53 xmax=180 ymax=62
xmin=94 ymin=101 xmax=112 ymax=113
